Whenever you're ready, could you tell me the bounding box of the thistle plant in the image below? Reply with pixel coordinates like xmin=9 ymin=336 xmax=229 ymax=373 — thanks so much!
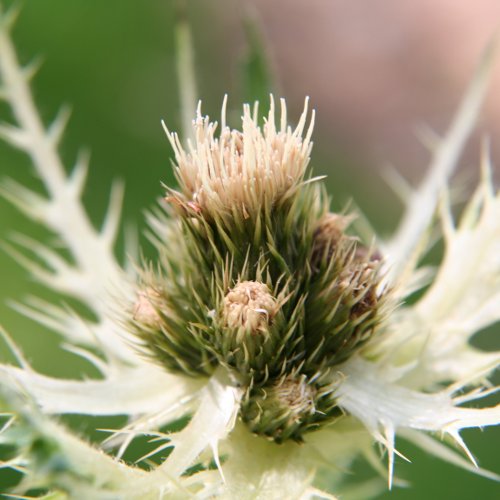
xmin=1 ymin=5 xmax=500 ymax=499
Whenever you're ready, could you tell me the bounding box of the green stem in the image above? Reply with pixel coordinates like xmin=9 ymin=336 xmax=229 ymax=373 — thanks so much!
xmin=175 ymin=0 xmax=197 ymax=145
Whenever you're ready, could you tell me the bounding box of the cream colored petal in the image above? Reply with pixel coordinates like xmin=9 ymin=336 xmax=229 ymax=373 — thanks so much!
xmin=153 ymin=366 xmax=243 ymax=479
xmin=0 ymin=363 xmax=195 ymax=417
xmin=335 ymin=357 xmax=500 ymax=487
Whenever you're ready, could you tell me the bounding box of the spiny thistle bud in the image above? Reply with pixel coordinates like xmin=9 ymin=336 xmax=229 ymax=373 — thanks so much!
xmin=241 ymin=372 xmax=341 ymax=443
xmin=210 ymin=276 xmax=299 ymax=382
xmin=243 ymin=375 xmax=316 ymax=443
xmin=223 ymin=280 xmax=278 ymax=332
xmin=303 ymin=211 xmax=386 ymax=368
xmin=132 ymin=97 xmax=388 ymax=440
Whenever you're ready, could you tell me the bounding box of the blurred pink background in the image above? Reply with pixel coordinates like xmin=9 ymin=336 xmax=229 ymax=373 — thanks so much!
xmin=208 ymin=0 xmax=500 ymax=182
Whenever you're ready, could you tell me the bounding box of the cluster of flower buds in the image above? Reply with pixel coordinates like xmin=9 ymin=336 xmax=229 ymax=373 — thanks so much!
xmin=131 ymin=98 xmax=387 ymax=441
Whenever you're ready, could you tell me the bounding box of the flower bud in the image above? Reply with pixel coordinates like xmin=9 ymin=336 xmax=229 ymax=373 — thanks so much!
xmin=305 ymin=218 xmax=386 ymax=368
xmin=242 ymin=374 xmax=327 ymax=443
xmin=223 ymin=281 xmax=278 ymax=333
xmin=208 ymin=280 xmax=293 ymax=381
xmin=274 ymin=375 xmax=316 ymax=417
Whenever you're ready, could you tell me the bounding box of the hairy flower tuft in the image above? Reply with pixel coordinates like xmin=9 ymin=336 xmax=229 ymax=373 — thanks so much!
xmin=223 ymin=280 xmax=278 ymax=332
xmin=163 ymin=96 xmax=315 ymax=226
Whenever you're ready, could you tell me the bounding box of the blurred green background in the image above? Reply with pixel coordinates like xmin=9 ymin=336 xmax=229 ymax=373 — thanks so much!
xmin=0 ymin=1 xmax=498 ymax=498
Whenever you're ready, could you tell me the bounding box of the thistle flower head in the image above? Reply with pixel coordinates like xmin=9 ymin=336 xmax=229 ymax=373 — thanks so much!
xmin=164 ymin=96 xmax=314 ymax=225
xmin=133 ymin=98 xmax=389 ymax=441
xmin=1 ymin=13 xmax=499 ymax=496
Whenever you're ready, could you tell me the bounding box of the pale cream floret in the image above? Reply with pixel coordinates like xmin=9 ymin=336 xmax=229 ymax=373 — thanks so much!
xmin=163 ymin=96 xmax=315 ymax=220
xmin=133 ymin=287 xmax=163 ymax=329
xmin=223 ymin=280 xmax=278 ymax=332
xmin=274 ymin=375 xmax=316 ymax=421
